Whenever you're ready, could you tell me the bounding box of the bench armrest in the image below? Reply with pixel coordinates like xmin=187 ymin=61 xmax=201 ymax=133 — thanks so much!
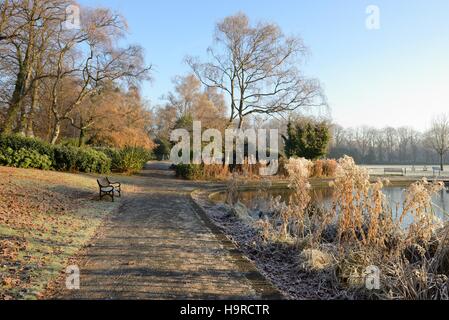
xmin=106 ymin=178 xmax=121 ymax=187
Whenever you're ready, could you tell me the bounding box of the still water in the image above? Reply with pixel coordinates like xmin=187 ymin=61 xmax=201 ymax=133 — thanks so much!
xmin=213 ymin=187 xmax=449 ymax=223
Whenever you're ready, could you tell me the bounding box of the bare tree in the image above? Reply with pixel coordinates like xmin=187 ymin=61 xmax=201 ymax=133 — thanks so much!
xmin=186 ymin=12 xmax=325 ymax=128
xmin=0 ymin=0 xmax=23 ymax=42
xmin=166 ymin=74 xmax=201 ymax=116
xmin=0 ymin=0 xmax=72 ymax=134
xmin=46 ymin=7 xmax=150 ymax=144
xmin=426 ymin=114 xmax=449 ymax=171
xmin=159 ymin=74 xmax=228 ymax=133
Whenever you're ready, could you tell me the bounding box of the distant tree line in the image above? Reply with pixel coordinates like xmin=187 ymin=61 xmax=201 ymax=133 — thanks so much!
xmin=329 ymin=123 xmax=449 ymax=166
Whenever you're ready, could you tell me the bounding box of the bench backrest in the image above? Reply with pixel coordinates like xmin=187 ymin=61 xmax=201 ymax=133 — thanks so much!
xmin=433 ymin=167 xmax=441 ymax=171
xmin=97 ymin=178 xmax=110 ymax=188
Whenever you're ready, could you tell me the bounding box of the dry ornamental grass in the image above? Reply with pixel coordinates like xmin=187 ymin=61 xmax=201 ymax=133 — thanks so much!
xmin=227 ymin=156 xmax=449 ymax=299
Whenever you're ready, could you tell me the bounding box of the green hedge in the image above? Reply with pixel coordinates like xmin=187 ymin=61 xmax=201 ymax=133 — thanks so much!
xmin=75 ymin=148 xmax=111 ymax=174
xmin=0 ymin=135 xmax=110 ymax=174
xmin=54 ymin=145 xmax=111 ymax=173
xmin=0 ymin=134 xmax=55 ymax=162
xmin=0 ymin=147 xmax=52 ymax=170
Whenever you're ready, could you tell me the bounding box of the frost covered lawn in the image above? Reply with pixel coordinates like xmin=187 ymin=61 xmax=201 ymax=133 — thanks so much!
xmin=0 ymin=167 xmax=120 ymax=300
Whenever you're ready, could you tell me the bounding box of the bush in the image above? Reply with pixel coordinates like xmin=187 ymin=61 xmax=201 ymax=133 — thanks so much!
xmin=96 ymin=148 xmax=122 ymax=171
xmin=154 ymin=138 xmax=172 ymax=161
xmin=59 ymin=138 xmax=81 ymax=147
xmin=117 ymin=147 xmax=150 ymax=174
xmin=175 ymin=164 xmax=203 ymax=180
xmin=75 ymin=148 xmax=111 ymax=174
xmin=53 ymin=145 xmax=79 ymax=171
xmin=54 ymin=145 xmax=110 ymax=173
xmin=0 ymin=134 xmax=110 ymax=174
xmin=0 ymin=134 xmax=54 ymax=162
xmin=97 ymin=146 xmax=151 ymax=174
xmin=0 ymin=147 xmax=52 ymax=170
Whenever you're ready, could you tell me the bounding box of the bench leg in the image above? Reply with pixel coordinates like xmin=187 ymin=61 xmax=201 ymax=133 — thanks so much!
xmin=99 ymin=190 xmax=114 ymax=202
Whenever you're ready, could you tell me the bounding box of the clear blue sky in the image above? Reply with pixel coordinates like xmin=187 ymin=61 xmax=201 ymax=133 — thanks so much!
xmin=79 ymin=0 xmax=449 ymax=131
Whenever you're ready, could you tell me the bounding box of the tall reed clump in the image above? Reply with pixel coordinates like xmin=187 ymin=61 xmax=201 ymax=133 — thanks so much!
xmin=255 ymin=158 xmax=314 ymax=243
xmin=331 ymin=156 xmax=392 ymax=247
xmin=288 ymin=159 xmax=338 ymax=178
xmin=283 ymin=158 xmax=313 ymax=239
xmin=250 ymin=155 xmax=449 ymax=299
xmin=203 ymin=164 xmax=230 ymax=180
xmin=176 ymin=163 xmax=230 ymax=180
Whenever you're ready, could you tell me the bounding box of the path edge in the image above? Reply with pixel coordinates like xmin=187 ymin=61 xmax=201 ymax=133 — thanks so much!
xmin=189 ymin=188 xmax=285 ymax=300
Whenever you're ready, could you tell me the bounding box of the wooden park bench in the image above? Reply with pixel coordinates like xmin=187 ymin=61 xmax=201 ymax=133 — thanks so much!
xmin=384 ymin=168 xmax=405 ymax=176
xmin=433 ymin=167 xmax=442 ymax=177
xmin=97 ymin=177 xmax=121 ymax=202
xmin=106 ymin=177 xmax=121 ymax=197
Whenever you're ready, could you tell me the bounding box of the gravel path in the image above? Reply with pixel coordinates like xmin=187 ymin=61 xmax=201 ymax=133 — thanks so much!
xmin=55 ymin=163 xmax=281 ymax=300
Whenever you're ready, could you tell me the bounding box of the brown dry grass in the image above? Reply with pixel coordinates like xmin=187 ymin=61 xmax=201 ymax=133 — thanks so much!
xmin=236 ymin=156 xmax=449 ymax=300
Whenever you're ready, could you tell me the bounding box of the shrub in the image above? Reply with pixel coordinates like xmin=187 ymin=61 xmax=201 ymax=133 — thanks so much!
xmin=75 ymin=148 xmax=111 ymax=174
xmin=175 ymin=164 xmax=203 ymax=180
xmin=153 ymin=138 xmax=172 ymax=161
xmin=0 ymin=147 xmax=52 ymax=170
xmin=117 ymin=147 xmax=150 ymax=174
xmin=0 ymin=134 xmax=54 ymax=162
xmin=96 ymin=148 xmax=122 ymax=171
xmin=0 ymin=135 xmax=110 ymax=174
xmin=59 ymin=138 xmax=81 ymax=147
xmin=53 ymin=145 xmax=79 ymax=171
xmin=53 ymin=145 xmax=111 ymax=173
xmin=284 ymin=119 xmax=331 ymax=160
xmin=97 ymin=146 xmax=151 ymax=174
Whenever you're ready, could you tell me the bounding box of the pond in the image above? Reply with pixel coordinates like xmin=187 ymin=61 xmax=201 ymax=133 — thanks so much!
xmin=212 ymin=187 xmax=449 ymax=224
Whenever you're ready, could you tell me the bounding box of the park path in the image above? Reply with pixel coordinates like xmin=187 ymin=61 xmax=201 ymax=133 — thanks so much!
xmin=54 ymin=162 xmax=280 ymax=300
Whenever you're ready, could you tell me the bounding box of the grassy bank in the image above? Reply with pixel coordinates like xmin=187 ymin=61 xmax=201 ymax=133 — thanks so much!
xmin=0 ymin=167 xmax=120 ymax=300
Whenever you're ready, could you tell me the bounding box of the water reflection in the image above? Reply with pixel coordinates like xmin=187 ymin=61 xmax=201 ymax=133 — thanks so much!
xmin=214 ymin=187 xmax=449 ymax=223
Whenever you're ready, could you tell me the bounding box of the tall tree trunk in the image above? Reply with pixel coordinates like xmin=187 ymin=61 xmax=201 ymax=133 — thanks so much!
xmin=441 ymin=153 xmax=444 ymax=172
xmin=78 ymin=126 xmax=85 ymax=147
xmin=51 ymin=121 xmax=61 ymax=145
xmin=238 ymin=115 xmax=244 ymax=129
xmin=18 ymin=100 xmax=28 ymax=135
xmin=2 ymin=69 xmax=26 ymax=134
xmin=26 ymin=83 xmax=38 ymax=137
xmin=2 ymin=14 xmax=35 ymax=134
